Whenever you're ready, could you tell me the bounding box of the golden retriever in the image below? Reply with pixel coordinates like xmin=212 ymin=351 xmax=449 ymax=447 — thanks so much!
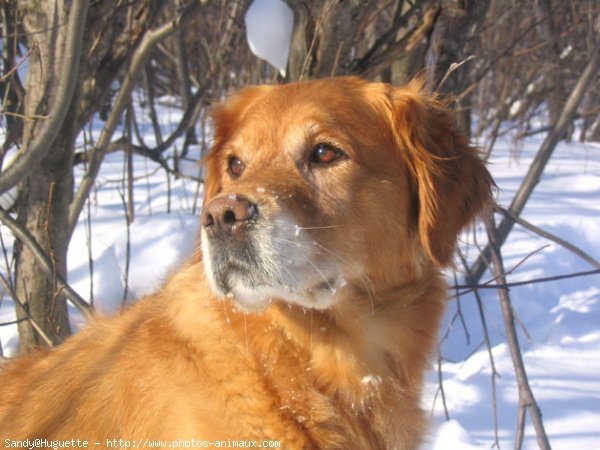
xmin=0 ymin=77 xmax=492 ymax=449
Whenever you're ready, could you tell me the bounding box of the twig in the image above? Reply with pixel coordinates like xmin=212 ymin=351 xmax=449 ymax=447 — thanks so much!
xmin=0 ymin=110 xmax=48 ymax=121
xmin=441 ymin=270 xmax=471 ymax=344
xmin=165 ymin=165 xmax=172 ymax=214
xmin=192 ymin=113 xmax=208 ymax=216
xmin=116 ymin=189 xmax=131 ymax=306
xmin=0 ymin=208 xmax=92 ymax=319
xmin=0 ymin=273 xmax=53 ymax=347
xmin=0 ymin=48 xmax=32 ymax=83
xmin=450 ymin=244 xmax=550 ymax=299
xmin=123 ymin=104 xmax=135 ymax=224
xmin=494 ymin=204 xmax=600 ymax=270
xmin=485 ymin=214 xmax=551 ymax=450
xmin=457 ymin=247 xmax=501 ymax=448
xmin=298 ymin=0 xmax=337 ymax=81
xmin=0 ymin=318 xmax=27 ymax=327
xmin=44 ymin=181 xmax=64 ymax=338
xmin=0 ymin=228 xmax=15 ymax=291
xmin=81 ymin=122 xmax=95 ymax=306
xmin=329 ymin=40 xmax=344 ymax=78
xmin=478 ymin=287 xmax=501 ymax=450
xmin=451 ymin=268 xmax=600 ymax=294
xmin=435 ymin=349 xmax=450 ymax=421
xmin=436 ymin=55 xmax=475 ymax=92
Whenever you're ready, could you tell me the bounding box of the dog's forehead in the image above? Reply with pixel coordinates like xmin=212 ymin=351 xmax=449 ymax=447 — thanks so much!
xmin=228 ymin=79 xmax=391 ymax=152
xmin=251 ymin=78 xmax=375 ymax=116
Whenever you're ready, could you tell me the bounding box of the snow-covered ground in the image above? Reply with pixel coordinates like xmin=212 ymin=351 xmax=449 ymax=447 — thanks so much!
xmin=427 ymin=137 xmax=600 ymax=449
xmin=1 ymin=108 xmax=598 ymax=448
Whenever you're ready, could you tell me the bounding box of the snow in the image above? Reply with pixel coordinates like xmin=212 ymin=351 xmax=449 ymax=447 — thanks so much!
xmin=1 ymin=100 xmax=599 ymax=449
xmin=361 ymin=374 xmax=382 ymax=387
xmin=245 ymin=0 xmax=294 ymax=76
xmin=424 ymin=137 xmax=600 ymax=450
xmin=430 ymin=420 xmax=482 ymax=450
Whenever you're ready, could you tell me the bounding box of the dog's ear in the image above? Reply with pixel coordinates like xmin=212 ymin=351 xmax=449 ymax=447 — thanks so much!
xmin=203 ymin=86 xmax=270 ymax=205
xmin=389 ymin=81 xmax=494 ymax=266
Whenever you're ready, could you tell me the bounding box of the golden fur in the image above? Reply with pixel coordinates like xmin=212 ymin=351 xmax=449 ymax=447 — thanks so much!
xmin=0 ymin=78 xmax=492 ymax=449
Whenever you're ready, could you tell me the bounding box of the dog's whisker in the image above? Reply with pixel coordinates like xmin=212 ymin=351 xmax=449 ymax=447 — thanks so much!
xmin=273 ymin=236 xmax=335 ymax=291
xmin=310 ymin=240 xmax=378 ymax=312
xmin=293 ymin=224 xmax=341 ymax=231
xmin=282 ymin=224 xmax=343 ymax=237
xmin=360 ymin=274 xmax=378 ymax=314
xmin=243 ymin=311 xmax=249 ymax=355
xmin=275 ymin=235 xmax=378 ymax=303
xmin=310 ymin=309 xmax=314 ymax=352
xmin=305 ymin=259 xmax=335 ymax=292
xmin=309 ymin=240 xmax=351 ymax=264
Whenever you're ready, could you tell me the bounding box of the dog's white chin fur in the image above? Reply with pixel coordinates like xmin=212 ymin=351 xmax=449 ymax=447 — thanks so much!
xmin=200 ymin=223 xmax=345 ymax=312
xmin=224 ymin=276 xmax=344 ymax=313
xmin=203 ymin=259 xmax=343 ymax=313
xmin=201 ymin=215 xmax=354 ymax=312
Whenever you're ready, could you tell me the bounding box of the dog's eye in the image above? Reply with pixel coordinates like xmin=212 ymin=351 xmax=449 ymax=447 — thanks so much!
xmin=227 ymin=156 xmax=245 ymax=178
xmin=311 ymin=144 xmax=344 ymax=165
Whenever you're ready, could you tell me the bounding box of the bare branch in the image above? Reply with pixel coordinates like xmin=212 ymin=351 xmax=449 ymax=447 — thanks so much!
xmin=456 ymin=247 xmax=501 ymax=448
xmin=0 ymin=273 xmax=53 ymax=347
xmin=0 ymin=49 xmax=31 ymax=84
xmin=68 ymin=0 xmax=205 ymax=237
xmin=0 ymin=110 xmax=48 ymax=121
xmin=298 ymin=0 xmax=337 ymax=81
xmin=0 ymin=0 xmax=89 ymax=195
xmin=0 ymin=208 xmax=92 ymax=320
xmin=355 ymin=5 xmax=440 ymax=78
xmin=452 ymin=269 xmax=600 ymax=295
xmin=494 ymin=204 xmax=600 ymax=270
xmin=434 ymin=349 xmax=450 ymax=421
xmin=467 ymin=40 xmax=600 ymax=284
xmin=484 ymin=215 xmax=551 ymax=450
xmin=436 ymin=55 xmax=475 ymax=92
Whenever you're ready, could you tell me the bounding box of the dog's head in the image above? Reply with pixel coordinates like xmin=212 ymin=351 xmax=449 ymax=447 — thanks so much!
xmin=200 ymin=77 xmax=493 ymax=312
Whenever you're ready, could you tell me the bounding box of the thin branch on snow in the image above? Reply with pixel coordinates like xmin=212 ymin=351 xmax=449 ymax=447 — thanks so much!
xmin=0 ymin=208 xmax=92 ymax=320
xmin=494 ymin=204 xmax=600 ymax=270
xmin=456 ymin=247 xmax=501 ymax=448
xmin=484 ymin=214 xmax=551 ymax=450
xmin=450 ymin=268 xmax=600 ymax=295
xmin=117 ymin=189 xmax=132 ymax=307
xmin=0 ymin=272 xmax=54 ymax=347
xmin=433 ymin=349 xmax=451 ymax=421
xmin=448 ymin=244 xmax=550 ymax=299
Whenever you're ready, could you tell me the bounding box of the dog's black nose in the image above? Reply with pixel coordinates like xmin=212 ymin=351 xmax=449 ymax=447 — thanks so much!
xmin=201 ymin=194 xmax=257 ymax=235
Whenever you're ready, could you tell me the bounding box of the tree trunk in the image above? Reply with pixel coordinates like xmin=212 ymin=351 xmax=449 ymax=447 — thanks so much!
xmin=285 ymin=0 xmax=369 ymax=81
xmin=426 ymin=0 xmax=490 ymax=133
xmin=534 ymin=0 xmax=563 ymax=127
xmin=14 ymin=1 xmax=77 ymax=351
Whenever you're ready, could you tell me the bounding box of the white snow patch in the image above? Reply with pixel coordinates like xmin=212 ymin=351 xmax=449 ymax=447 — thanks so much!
xmin=361 ymin=374 xmax=382 ymax=386
xmin=426 ymin=420 xmax=481 ymax=450
xmin=245 ymin=0 xmax=293 ymax=76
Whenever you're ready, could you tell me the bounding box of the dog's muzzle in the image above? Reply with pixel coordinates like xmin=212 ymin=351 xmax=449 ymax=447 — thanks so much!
xmin=201 ymin=193 xmax=341 ymax=311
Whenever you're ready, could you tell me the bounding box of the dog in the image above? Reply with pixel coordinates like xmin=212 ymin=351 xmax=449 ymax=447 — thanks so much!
xmin=0 ymin=77 xmax=492 ymax=449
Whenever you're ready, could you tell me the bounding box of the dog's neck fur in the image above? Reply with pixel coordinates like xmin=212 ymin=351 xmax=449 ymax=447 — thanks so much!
xmin=169 ymin=261 xmax=446 ymax=449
